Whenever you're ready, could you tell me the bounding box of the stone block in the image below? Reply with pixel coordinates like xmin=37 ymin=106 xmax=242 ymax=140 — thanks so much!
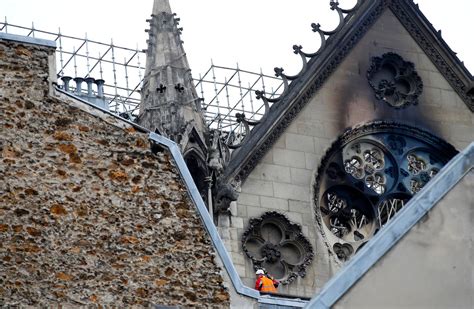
xmin=289 ymin=200 xmax=312 ymax=214
xmin=290 ymin=168 xmax=313 ymax=186
xmin=237 ymin=204 xmax=248 ymax=217
xmin=219 ymin=226 xmax=231 ymax=240
xmin=231 ymin=252 xmax=246 ymax=266
xmin=260 ymin=196 xmax=289 ymax=211
xmin=246 ymin=206 xmax=267 ymax=219
xmin=218 ymin=214 xmax=231 ymax=228
xmin=427 ymin=71 xmax=451 ymax=90
xmin=274 ymin=134 xmax=286 ymax=148
xmin=229 ymin=201 xmax=237 ymax=216
xmin=237 ymin=193 xmax=260 ymax=207
xmin=303 ymin=212 xmax=316 ymax=227
xmin=252 ymin=163 xmax=291 ymax=183
xmin=229 ymin=228 xmax=239 ymax=241
xmin=323 ymin=120 xmax=345 ymax=139
xmin=241 ymin=178 xmax=274 ymax=197
xmin=285 ymin=133 xmax=315 ymax=153
xmin=314 ymin=137 xmax=331 ymax=156
xmin=235 ymin=264 xmax=246 ymax=278
xmin=262 ymin=149 xmax=273 ymax=164
xmin=231 ymin=217 xmax=244 ymax=229
xmin=273 ymin=148 xmax=306 ymax=168
xmin=284 ymin=211 xmax=303 ymax=225
xmin=416 ymin=53 xmax=437 ymax=72
xmin=419 ymin=87 xmax=442 ymax=107
xmin=287 ymin=121 xmax=299 ymax=133
xmin=231 ymin=241 xmax=242 ymax=253
xmin=305 ymin=152 xmax=320 ymax=171
xmin=422 ymin=107 xmax=471 ymax=124
xmin=273 ymin=182 xmax=310 ymax=202
xmin=224 ymin=242 xmax=232 ymax=254
xmin=448 ymin=124 xmax=474 ymax=143
xmin=302 ymin=226 xmax=309 ymax=236
xmin=296 ymin=122 xmax=326 ymax=138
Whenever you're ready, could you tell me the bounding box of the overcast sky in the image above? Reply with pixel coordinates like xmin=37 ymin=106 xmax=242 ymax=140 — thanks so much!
xmin=2 ymin=0 xmax=473 ymax=77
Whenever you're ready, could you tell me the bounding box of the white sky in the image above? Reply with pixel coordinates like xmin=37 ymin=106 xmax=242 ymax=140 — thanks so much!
xmin=1 ymin=0 xmax=473 ymax=78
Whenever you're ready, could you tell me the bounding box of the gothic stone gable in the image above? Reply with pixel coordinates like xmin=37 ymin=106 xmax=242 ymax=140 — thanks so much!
xmin=224 ymin=6 xmax=473 ymax=298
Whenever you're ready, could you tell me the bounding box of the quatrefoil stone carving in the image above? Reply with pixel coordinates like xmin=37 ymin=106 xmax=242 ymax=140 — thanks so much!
xmin=367 ymin=53 xmax=423 ymax=108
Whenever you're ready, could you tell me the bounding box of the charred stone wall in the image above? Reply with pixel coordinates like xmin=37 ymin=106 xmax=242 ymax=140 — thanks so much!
xmin=0 ymin=39 xmax=229 ymax=307
xmin=231 ymin=9 xmax=473 ymax=297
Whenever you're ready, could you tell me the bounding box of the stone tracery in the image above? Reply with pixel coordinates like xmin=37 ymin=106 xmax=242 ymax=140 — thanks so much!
xmin=314 ymin=122 xmax=457 ymax=263
xmin=367 ymin=52 xmax=423 ymax=108
xmin=241 ymin=212 xmax=314 ymax=284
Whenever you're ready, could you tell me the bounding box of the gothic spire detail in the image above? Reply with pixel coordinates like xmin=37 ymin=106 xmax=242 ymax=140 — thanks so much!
xmin=138 ymin=0 xmax=207 ymax=152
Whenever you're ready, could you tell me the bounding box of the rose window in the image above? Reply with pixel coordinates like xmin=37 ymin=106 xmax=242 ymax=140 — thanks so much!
xmin=402 ymin=150 xmax=443 ymax=195
xmin=407 ymin=154 xmax=426 ymax=174
xmin=314 ymin=122 xmax=457 ymax=263
xmin=344 ymin=145 xmax=387 ymax=195
xmin=242 ymin=212 xmax=314 ymax=284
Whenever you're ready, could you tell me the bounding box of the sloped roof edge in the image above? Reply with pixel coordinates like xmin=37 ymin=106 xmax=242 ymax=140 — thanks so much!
xmin=55 ymin=88 xmax=307 ymax=306
xmin=223 ymin=0 xmax=473 ymax=184
xmin=223 ymin=0 xmax=388 ymax=183
xmin=390 ymin=0 xmax=473 ymax=110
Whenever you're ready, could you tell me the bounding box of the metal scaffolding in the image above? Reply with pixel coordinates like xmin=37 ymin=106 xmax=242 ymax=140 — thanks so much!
xmin=1 ymin=19 xmax=284 ymax=134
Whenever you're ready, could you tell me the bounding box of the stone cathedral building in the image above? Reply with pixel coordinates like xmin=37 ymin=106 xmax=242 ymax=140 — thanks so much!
xmin=1 ymin=0 xmax=473 ymax=308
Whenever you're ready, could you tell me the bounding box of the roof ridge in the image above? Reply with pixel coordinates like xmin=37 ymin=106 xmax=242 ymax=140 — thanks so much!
xmin=227 ymin=0 xmax=364 ymax=149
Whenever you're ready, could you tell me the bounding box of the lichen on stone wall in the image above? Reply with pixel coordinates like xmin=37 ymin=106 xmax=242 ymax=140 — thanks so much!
xmin=0 ymin=40 xmax=229 ymax=307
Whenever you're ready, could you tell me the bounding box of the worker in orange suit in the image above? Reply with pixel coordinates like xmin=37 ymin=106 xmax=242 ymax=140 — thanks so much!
xmin=254 ymin=269 xmax=279 ymax=293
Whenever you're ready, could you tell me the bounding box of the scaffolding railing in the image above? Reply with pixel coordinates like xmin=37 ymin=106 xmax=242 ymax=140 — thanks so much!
xmin=196 ymin=62 xmax=283 ymax=131
xmin=0 ymin=19 xmax=284 ymax=134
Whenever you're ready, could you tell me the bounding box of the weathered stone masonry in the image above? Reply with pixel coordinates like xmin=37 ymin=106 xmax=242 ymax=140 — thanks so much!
xmin=0 ymin=40 xmax=229 ymax=307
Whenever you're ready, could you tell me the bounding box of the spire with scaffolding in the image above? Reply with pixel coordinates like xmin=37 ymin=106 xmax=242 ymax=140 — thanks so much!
xmin=138 ymin=0 xmax=207 ymax=152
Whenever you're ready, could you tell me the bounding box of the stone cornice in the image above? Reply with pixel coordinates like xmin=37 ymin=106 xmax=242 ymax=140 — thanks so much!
xmin=389 ymin=0 xmax=473 ymax=111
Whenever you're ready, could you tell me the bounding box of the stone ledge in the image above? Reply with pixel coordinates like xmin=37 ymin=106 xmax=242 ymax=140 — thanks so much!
xmin=0 ymin=32 xmax=56 ymax=48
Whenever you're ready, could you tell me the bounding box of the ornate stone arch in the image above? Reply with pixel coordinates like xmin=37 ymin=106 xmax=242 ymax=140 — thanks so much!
xmin=313 ymin=121 xmax=457 ymax=263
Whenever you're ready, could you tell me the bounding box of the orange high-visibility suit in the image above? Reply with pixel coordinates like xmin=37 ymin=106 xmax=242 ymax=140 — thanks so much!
xmin=255 ymin=275 xmax=278 ymax=293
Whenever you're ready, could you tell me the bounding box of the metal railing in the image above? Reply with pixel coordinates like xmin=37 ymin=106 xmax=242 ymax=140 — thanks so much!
xmin=1 ymin=19 xmax=284 ymax=134
xmin=196 ymin=62 xmax=284 ymax=131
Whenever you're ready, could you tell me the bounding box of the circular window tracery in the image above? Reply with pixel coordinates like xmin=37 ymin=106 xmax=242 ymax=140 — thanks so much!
xmin=314 ymin=122 xmax=457 ymax=263
xmin=241 ymin=212 xmax=314 ymax=284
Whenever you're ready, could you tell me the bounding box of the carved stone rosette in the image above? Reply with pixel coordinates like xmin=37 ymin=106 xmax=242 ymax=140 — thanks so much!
xmin=314 ymin=122 xmax=457 ymax=263
xmin=367 ymin=52 xmax=423 ymax=108
xmin=241 ymin=211 xmax=314 ymax=284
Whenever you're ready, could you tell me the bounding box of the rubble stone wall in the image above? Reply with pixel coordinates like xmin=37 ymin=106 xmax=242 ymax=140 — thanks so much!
xmin=0 ymin=39 xmax=229 ymax=307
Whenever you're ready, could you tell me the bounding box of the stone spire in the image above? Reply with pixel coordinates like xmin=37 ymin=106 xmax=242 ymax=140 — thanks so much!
xmin=138 ymin=0 xmax=207 ymax=153
xmin=138 ymin=0 xmax=210 ymax=205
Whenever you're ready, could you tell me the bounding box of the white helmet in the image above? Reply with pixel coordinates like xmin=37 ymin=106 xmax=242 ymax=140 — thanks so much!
xmin=255 ymin=269 xmax=265 ymax=275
